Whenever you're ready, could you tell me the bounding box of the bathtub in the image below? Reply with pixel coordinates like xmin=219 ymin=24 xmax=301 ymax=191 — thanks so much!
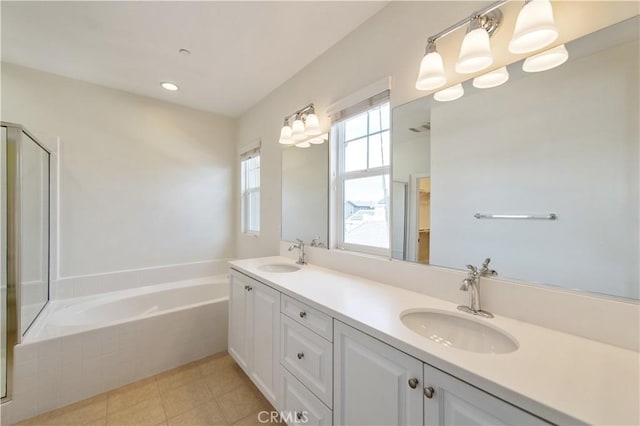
xmin=6 ymin=275 xmax=229 ymax=423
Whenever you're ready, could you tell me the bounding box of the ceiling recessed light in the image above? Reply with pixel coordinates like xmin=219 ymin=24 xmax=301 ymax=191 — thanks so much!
xmin=161 ymin=82 xmax=179 ymax=91
xmin=178 ymin=48 xmax=191 ymax=56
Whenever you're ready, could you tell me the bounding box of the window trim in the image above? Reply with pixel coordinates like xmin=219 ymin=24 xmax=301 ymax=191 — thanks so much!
xmin=333 ymin=101 xmax=391 ymax=256
xmin=240 ymin=150 xmax=260 ymax=236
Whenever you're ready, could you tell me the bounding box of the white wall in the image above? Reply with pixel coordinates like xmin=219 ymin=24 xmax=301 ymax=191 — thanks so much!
xmin=235 ymin=1 xmax=638 ymax=259
xmin=1 ymin=63 xmax=236 ymax=292
xmin=430 ymin=40 xmax=639 ymax=299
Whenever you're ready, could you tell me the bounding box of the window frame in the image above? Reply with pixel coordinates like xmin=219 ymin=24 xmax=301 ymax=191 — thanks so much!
xmin=333 ymin=101 xmax=391 ymax=256
xmin=240 ymin=151 xmax=261 ymax=236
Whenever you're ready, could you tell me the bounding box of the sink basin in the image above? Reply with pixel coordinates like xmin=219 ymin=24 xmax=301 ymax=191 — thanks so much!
xmin=400 ymin=310 xmax=518 ymax=354
xmin=257 ymin=263 xmax=301 ymax=273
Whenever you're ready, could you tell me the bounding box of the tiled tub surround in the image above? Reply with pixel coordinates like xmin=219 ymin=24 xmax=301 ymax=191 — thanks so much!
xmin=14 ymin=351 xmax=280 ymax=426
xmin=2 ymin=276 xmax=230 ymax=425
xmin=230 ymin=256 xmax=640 ymax=425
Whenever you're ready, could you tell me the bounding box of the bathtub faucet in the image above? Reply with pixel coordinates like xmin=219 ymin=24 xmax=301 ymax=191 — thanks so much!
xmin=288 ymin=239 xmax=307 ymax=265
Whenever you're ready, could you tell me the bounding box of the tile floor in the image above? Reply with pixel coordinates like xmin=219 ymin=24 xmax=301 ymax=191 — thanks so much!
xmin=16 ymin=352 xmax=283 ymax=426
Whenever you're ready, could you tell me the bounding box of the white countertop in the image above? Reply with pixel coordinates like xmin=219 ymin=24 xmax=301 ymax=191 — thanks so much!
xmin=229 ymin=256 xmax=640 ymax=425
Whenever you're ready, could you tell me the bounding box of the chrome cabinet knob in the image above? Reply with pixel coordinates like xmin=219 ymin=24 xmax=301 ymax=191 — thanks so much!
xmin=299 ymin=311 xmax=307 ymax=318
xmin=297 ymin=352 xmax=304 ymax=360
xmin=244 ymin=285 xmax=248 ymax=290
xmin=424 ymin=386 xmax=435 ymax=399
xmin=408 ymin=378 xmax=419 ymax=389
xmin=296 ymin=412 xmax=303 ymax=421
xmin=247 ymin=286 xmax=253 ymax=291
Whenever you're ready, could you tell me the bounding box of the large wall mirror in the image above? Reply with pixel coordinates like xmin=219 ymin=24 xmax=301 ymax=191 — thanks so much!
xmin=281 ymin=142 xmax=329 ymax=246
xmin=392 ymin=16 xmax=639 ymax=300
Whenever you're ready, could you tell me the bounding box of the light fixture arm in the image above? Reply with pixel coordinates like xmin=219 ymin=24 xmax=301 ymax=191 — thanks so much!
xmin=426 ymin=0 xmax=506 ymax=44
xmin=283 ymin=103 xmax=315 ymax=125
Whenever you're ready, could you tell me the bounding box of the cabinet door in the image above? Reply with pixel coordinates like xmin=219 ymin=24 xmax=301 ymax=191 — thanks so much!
xmin=228 ymin=272 xmax=249 ymax=372
xmin=334 ymin=320 xmax=423 ymax=426
xmin=423 ymin=364 xmax=549 ymax=426
xmin=249 ymin=279 xmax=281 ymax=407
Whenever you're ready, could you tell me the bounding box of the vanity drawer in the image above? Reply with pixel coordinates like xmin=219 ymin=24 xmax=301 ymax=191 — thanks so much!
xmin=281 ymin=368 xmax=332 ymax=426
xmin=281 ymin=294 xmax=333 ymax=341
xmin=281 ymin=315 xmax=333 ymax=407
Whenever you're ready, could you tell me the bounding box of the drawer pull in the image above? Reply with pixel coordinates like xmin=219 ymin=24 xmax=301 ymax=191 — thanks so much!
xmin=299 ymin=311 xmax=307 ymax=318
xmin=408 ymin=378 xmax=419 ymax=389
xmin=424 ymin=386 xmax=435 ymax=399
xmin=297 ymin=352 xmax=305 ymax=360
xmin=296 ymin=411 xmax=303 ymax=421
xmin=246 ymin=286 xmax=253 ymax=291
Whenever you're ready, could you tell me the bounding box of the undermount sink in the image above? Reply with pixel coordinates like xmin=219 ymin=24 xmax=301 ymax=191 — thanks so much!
xmin=400 ymin=310 xmax=518 ymax=354
xmin=257 ymin=263 xmax=301 ymax=273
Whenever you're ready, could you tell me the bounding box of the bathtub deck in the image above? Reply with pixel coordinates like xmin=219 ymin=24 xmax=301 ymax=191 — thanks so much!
xmin=15 ymin=352 xmax=282 ymax=426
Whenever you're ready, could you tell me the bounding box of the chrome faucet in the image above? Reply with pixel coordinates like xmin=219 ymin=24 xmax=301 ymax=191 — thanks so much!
xmin=288 ymin=239 xmax=307 ymax=265
xmin=458 ymin=258 xmax=497 ymax=318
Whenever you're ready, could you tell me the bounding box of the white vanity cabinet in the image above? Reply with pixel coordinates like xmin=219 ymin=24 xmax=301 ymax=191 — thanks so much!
xmin=334 ymin=320 xmax=423 ymax=426
xmin=423 ymin=364 xmax=549 ymax=426
xmin=334 ymin=320 xmax=550 ymax=426
xmin=228 ymin=270 xmax=281 ymax=407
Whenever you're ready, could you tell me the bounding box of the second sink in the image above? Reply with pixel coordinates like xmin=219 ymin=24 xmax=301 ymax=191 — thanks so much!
xmin=400 ymin=309 xmax=518 ymax=354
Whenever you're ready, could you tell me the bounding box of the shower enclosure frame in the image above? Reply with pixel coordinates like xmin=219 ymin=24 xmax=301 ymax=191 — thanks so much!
xmin=1 ymin=121 xmax=52 ymax=403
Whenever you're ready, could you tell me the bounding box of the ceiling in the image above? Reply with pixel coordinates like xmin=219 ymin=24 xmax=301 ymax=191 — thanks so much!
xmin=1 ymin=1 xmax=387 ymax=117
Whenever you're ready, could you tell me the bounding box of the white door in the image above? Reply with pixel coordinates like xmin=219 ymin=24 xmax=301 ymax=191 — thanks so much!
xmin=249 ymin=279 xmax=281 ymax=407
xmin=228 ymin=271 xmax=249 ymax=372
xmin=423 ymin=364 xmax=549 ymax=425
xmin=334 ymin=320 xmax=423 ymax=426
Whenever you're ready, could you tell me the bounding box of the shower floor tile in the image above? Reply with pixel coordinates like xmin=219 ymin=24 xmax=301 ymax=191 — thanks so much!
xmin=15 ymin=352 xmax=283 ymax=426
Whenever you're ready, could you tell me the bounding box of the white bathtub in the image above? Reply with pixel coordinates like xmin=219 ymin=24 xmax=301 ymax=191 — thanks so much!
xmin=7 ymin=276 xmax=229 ymax=423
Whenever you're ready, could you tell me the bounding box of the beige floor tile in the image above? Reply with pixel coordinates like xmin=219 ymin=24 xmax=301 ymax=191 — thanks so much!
xmin=167 ymin=400 xmax=227 ymax=426
xmin=198 ymin=354 xmax=236 ymax=377
xmin=215 ymin=384 xmax=270 ymax=424
xmin=201 ymin=366 xmax=246 ymax=398
xmin=160 ymin=379 xmax=213 ymax=418
xmin=19 ymin=394 xmax=107 ymax=426
xmin=106 ymin=396 xmax=166 ymax=426
xmin=231 ymin=408 xmax=284 ymax=426
xmin=155 ymin=362 xmax=203 ymax=395
xmin=83 ymin=417 xmax=107 ymax=426
xmin=107 ymin=377 xmax=160 ymax=414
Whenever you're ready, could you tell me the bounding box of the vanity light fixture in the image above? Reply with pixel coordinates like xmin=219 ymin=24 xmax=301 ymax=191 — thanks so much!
xmin=455 ymin=12 xmax=502 ymax=74
xmin=473 ymin=66 xmax=510 ymax=88
xmin=522 ymin=44 xmax=568 ymax=72
xmin=416 ymin=0 xmax=566 ymax=100
xmin=278 ymin=103 xmax=327 ymax=146
xmin=415 ymin=41 xmax=447 ymax=91
xmin=434 ymin=83 xmax=464 ymax=102
xmin=160 ymin=82 xmax=179 ymax=91
xmin=509 ymin=0 xmax=559 ymax=54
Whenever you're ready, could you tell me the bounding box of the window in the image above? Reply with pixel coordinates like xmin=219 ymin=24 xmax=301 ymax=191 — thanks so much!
xmin=334 ymin=99 xmax=391 ymax=255
xmin=241 ymin=150 xmax=260 ymax=235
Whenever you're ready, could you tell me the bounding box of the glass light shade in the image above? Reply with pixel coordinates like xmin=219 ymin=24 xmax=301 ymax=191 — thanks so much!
xmin=473 ymin=66 xmax=510 ymax=89
xmin=160 ymin=82 xmax=179 ymax=91
xmin=304 ymin=113 xmax=322 ymax=136
xmin=434 ymin=84 xmax=464 ymax=102
xmin=291 ymin=118 xmax=306 ymax=140
xmin=415 ymin=51 xmax=446 ymax=91
xmin=295 ymin=141 xmax=311 ymax=148
xmin=523 ymin=44 xmax=568 ymax=72
xmin=309 ymin=137 xmax=325 ymax=145
xmin=509 ymin=0 xmax=558 ymax=54
xmin=279 ymin=125 xmax=294 ymax=145
xmin=455 ymin=28 xmax=493 ymax=74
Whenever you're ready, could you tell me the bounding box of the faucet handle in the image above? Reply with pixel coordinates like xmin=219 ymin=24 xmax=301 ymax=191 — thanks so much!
xmin=296 ymin=238 xmax=304 ymax=245
xmin=465 ymin=264 xmax=477 ymax=273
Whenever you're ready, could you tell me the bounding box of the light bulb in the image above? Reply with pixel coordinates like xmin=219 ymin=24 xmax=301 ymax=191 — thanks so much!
xmin=291 ymin=118 xmax=306 ymax=140
xmin=523 ymin=44 xmax=568 ymax=72
xmin=456 ymin=27 xmax=493 ymax=74
xmin=434 ymin=84 xmax=464 ymax=102
xmin=160 ymin=82 xmax=179 ymax=91
xmin=304 ymin=113 xmax=321 ymax=136
xmin=295 ymin=141 xmax=311 ymax=148
xmin=509 ymin=0 xmax=558 ymax=54
xmin=415 ymin=44 xmax=446 ymax=91
xmin=473 ymin=66 xmax=510 ymax=89
xmin=279 ymin=125 xmax=294 ymax=145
